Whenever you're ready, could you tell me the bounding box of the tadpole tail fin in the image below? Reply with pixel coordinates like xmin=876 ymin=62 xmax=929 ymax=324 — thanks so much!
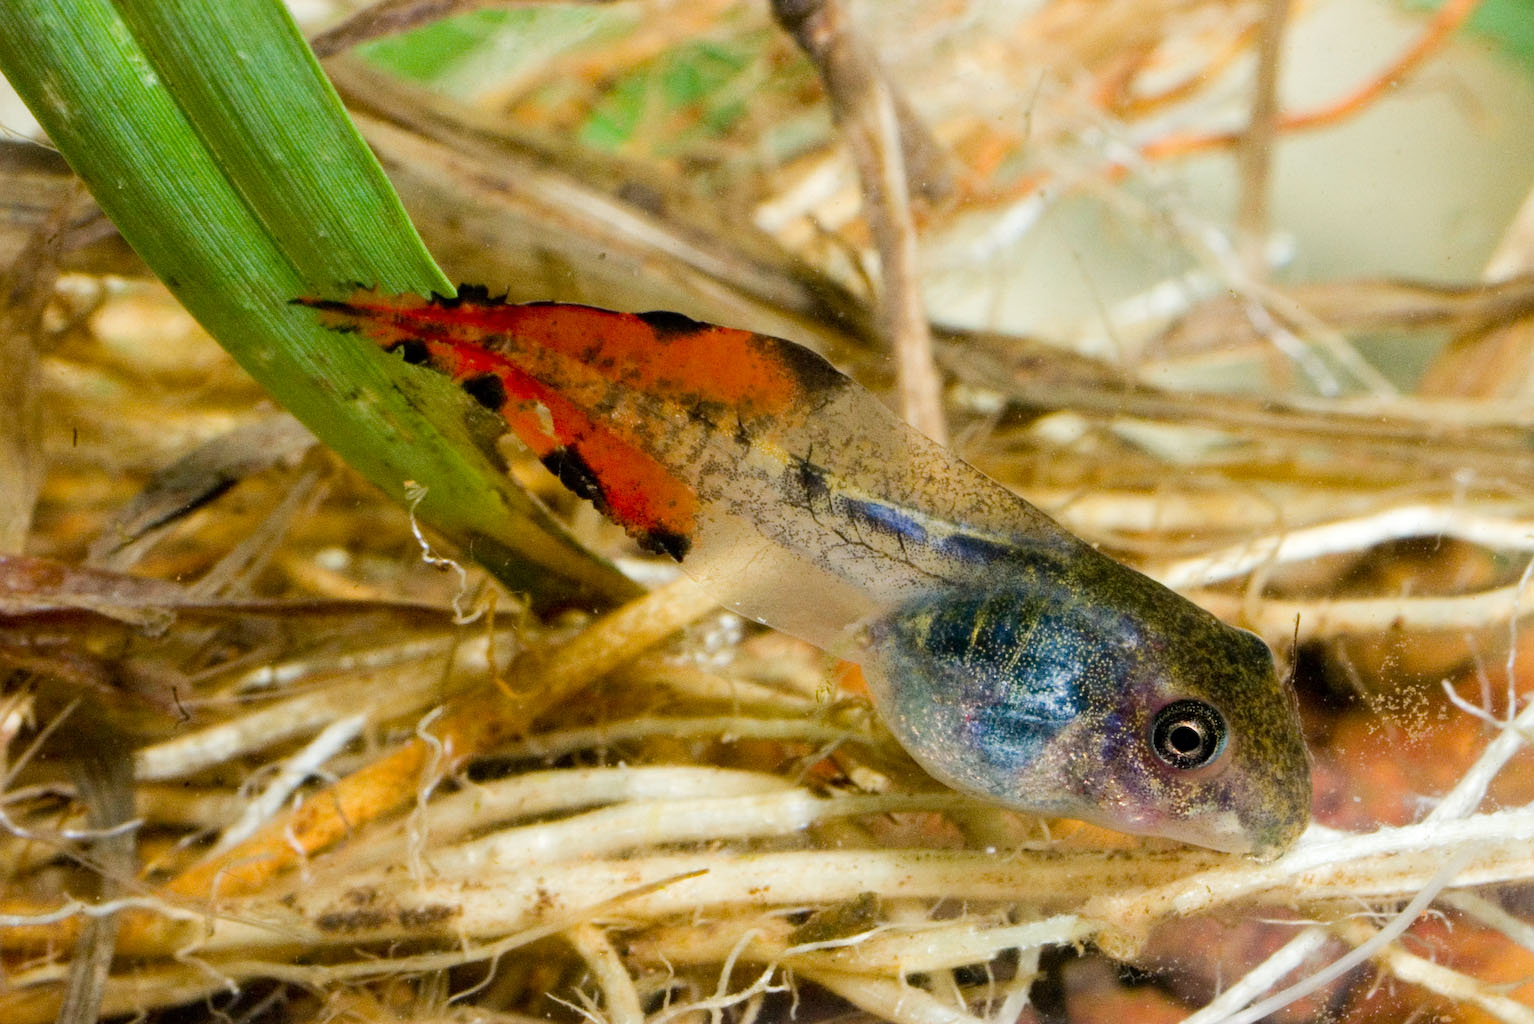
xmin=297 ymin=287 xmax=1081 ymax=648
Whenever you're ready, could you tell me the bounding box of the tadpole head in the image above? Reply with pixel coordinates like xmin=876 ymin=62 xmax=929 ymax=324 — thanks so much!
xmin=859 ymin=557 xmax=1311 ymax=857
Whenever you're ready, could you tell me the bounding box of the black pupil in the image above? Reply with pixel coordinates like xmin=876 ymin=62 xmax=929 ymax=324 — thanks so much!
xmin=1169 ymin=723 xmax=1203 ymax=754
xmin=1151 ymin=700 xmax=1226 ymax=769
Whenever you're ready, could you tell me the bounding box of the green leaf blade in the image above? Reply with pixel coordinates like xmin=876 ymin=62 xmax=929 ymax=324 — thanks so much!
xmin=0 ymin=0 xmax=637 ymax=606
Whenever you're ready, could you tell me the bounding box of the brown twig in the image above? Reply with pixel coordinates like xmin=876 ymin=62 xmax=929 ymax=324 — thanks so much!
xmin=771 ymin=0 xmax=949 ymax=445
xmin=965 ymin=0 xmax=1484 ymax=216
xmin=1420 ymin=184 xmax=1534 ymax=398
xmin=944 ymin=321 xmax=1534 ymax=486
xmin=0 ymin=143 xmax=127 ymax=276
xmin=0 ymin=183 xmax=90 ymax=554
xmin=1236 ymin=0 xmax=1289 ymax=281
xmin=0 ymin=578 xmax=715 ymax=964
xmin=1141 ymin=0 xmax=1484 ymax=163
xmin=327 ymin=59 xmax=874 ymax=355
xmin=1152 ymin=273 xmax=1534 ymax=357
xmin=51 ymin=711 xmax=136 ymax=1024
xmin=1098 ymin=21 xmax=1260 ymax=118
xmin=157 ymin=576 xmax=715 ymax=910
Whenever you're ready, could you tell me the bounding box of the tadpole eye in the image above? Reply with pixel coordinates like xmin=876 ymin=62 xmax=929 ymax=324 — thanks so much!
xmin=1150 ymin=700 xmax=1227 ymax=770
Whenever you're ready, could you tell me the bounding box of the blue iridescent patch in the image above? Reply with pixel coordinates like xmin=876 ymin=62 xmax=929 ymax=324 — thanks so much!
xmin=869 ymin=587 xmax=1099 ymax=771
xmin=840 ymin=496 xmax=930 ymax=547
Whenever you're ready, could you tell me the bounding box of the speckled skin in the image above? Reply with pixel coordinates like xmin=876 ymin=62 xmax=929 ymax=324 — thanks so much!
xmin=862 ymin=547 xmax=1311 ymax=856
xmin=300 ymin=289 xmax=1313 ymax=857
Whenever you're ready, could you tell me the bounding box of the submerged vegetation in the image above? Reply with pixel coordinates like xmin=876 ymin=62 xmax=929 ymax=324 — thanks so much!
xmin=1 ymin=1 xmax=1534 ymax=1022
